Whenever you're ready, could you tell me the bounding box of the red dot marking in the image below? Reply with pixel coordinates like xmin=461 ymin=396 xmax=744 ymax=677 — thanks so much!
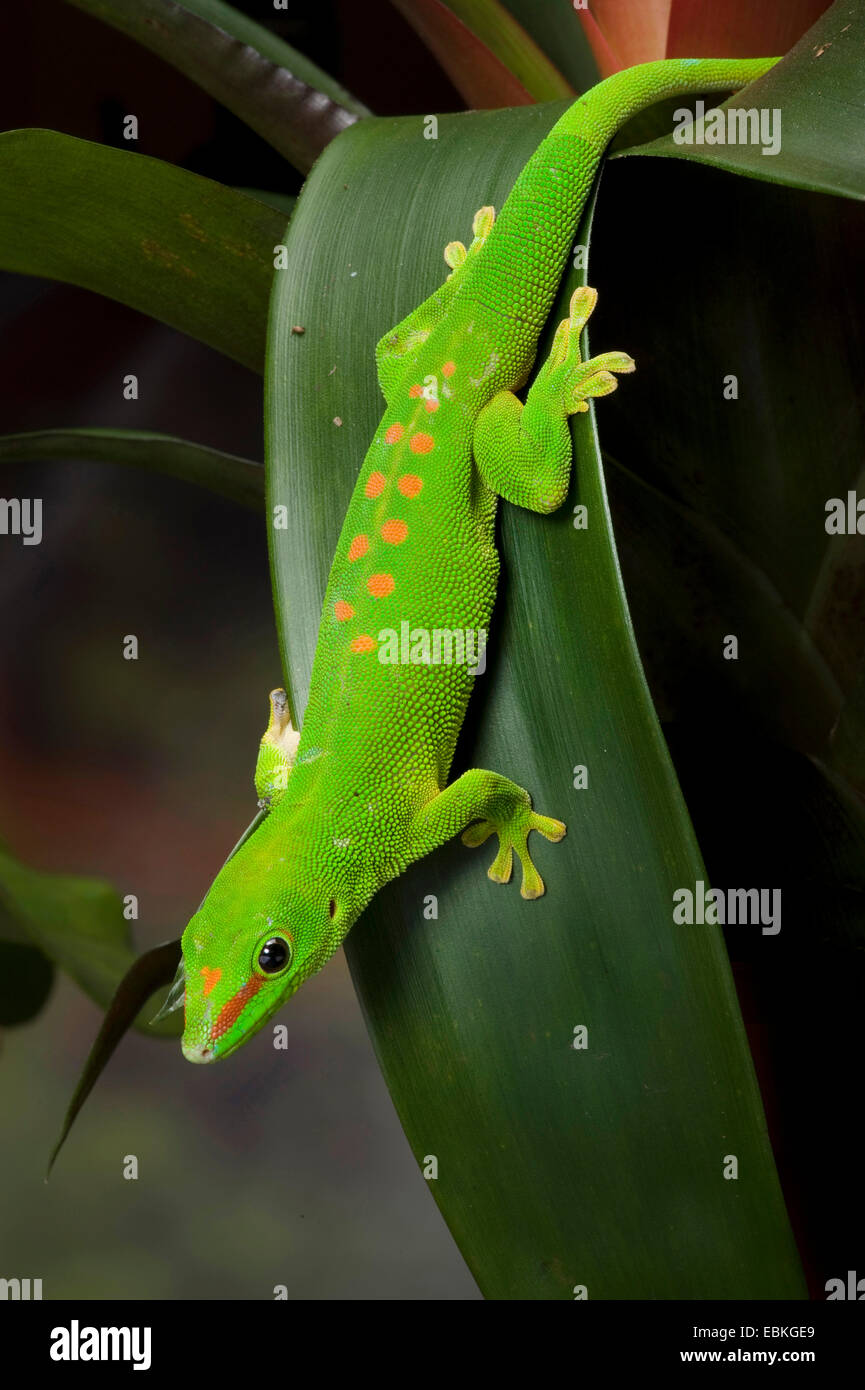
xmin=398 ymin=474 xmax=423 ymax=498
xmin=384 ymin=423 xmax=404 ymax=444
xmin=367 ymin=573 xmax=395 ymax=597
xmin=408 ymin=384 xmax=422 ymax=398
xmin=410 ymin=432 xmax=434 ymax=454
xmin=334 ymin=601 xmax=354 ymax=621
xmin=350 ymin=634 xmax=376 ymax=653
xmin=200 ymin=966 xmax=221 ymax=998
xmin=365 ymin=471 xmax=386 ymax=498
xmin=348 ymin=534 xmax=369 ymax=561
xmin=424 ymin=398 xmax=439 ymax=413
xmin=381 ymin=519 xmax=408 ymax=544
xmin=442 ymin=361 xmax=456 ymax=377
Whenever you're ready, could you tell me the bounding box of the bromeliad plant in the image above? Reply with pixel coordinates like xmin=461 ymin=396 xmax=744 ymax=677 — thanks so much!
xmin=1 ymin=0 xmax=863 ymax=1299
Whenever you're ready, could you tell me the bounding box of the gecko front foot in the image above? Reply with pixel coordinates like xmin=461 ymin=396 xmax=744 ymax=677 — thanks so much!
xmin=462 ymin=806 xmax=566 ymax=900
xmin=444 ymin=204 xmax=495 ymax=284
xmin=539 ymin=285 xmax=635 ymax=414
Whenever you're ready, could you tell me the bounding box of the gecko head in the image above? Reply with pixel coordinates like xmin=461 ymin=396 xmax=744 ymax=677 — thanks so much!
xmin=179 ymin=876 xmax=363 ymax=1064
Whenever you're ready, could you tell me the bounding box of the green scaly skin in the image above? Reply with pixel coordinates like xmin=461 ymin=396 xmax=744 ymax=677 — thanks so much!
xmin=181 ymin=57 xmax=778 ymax=1062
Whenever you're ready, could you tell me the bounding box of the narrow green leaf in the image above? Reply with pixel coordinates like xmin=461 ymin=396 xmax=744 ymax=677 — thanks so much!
xmin=49 ymin=809 xmax=267 ymax=1167
xmin=390 ymin=0 xmax=536 ymax=106
xmin=265 ymin=104 xmax=805 ymax=1298
xmin=0 ymin=130 xmax=286 ymax=371
xmin=0 ymin=428 xmax=263 ymax=510
xmin=440 ymin=0 xmax=574 ymax=99
xmin=65 ymin=0 xmax=368 ymax=172
xmin=500 ymin=0 xmax=600 ymax=92
xmin=46 ymin=940 xmax=182 ymax=1177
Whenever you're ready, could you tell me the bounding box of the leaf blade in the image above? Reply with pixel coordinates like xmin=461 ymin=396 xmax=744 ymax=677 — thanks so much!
xmin=65 ymin=0 xmax=368 ymax=171
xmin=0 ymin=428 xmax=263 ymax=509
xmin=0 ymin=130 xmax=286 ymax=371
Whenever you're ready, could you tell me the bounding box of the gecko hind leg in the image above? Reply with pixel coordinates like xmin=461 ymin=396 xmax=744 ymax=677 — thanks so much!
xmin=472 ymin=285 xmax=635 ymax=514
xmin=254 ymin=688 xmax=300 ymax=809
xmin=410 ymin=767 xmax=565 ymax=900
xmin=375 ymin=206 xmax=496 ymax=402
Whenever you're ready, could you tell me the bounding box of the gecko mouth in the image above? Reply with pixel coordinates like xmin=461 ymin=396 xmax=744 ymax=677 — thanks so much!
xmin=182 ymin=1040 xmax=217 ymax=1064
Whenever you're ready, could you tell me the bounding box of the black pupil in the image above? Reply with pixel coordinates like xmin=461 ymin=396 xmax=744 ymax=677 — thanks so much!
xmin=258 ymin=937 xmax=289 ymax=973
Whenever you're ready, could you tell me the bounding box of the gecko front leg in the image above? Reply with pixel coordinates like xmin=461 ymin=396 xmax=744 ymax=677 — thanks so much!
xmin=375 ymin=206 xmax=495 ymax=403
xmin=472 ymin=286 xmax=634 ymax=513
xmin=409 ymin=769 xmax=566 ymax=900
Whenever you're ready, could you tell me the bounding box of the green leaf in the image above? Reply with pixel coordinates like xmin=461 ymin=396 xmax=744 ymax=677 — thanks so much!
xmin=0 ymin=429 xmax=263 ymax=510
xmin=0 ymin=130 xmax=286 ymax=371
xmin=499 ymin=0 xmax=600 ymax=92
xmin=65 ymin=0 xmax=368 ymax=172
xmin=389 ymin=0 xmax=537 ymax=106
xmin=233 ymin=188 xmax=296 ymax=218
xmin=50 ymin=809 xmax=266 ymax=1166
xmin=265 ymin=104 xmax=805 ymax=1298
xmin=435 ymin=0 xmax=575 ymax=99
xmin=47 ymin=940 xmax=182 ymax=1177
xmin=0 ymin=840 xmax=180 ymax=1037
xmin=625 ymin=0 xmax=865 ymax=199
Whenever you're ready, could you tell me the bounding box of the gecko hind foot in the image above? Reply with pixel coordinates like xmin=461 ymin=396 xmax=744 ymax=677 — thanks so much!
xmin=462 ymin=807 xmax=566 ymax=900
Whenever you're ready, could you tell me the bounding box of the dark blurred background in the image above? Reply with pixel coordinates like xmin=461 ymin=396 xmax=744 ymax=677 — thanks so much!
xmin=0 ymin=0 xmax=479 ymax=1298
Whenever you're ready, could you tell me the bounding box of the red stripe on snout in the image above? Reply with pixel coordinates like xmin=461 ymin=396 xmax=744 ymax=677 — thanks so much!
xmin=211 ymin=975 xmax=266 ymax=1041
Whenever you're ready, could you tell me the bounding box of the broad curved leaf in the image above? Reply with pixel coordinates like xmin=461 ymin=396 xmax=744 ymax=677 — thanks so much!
xmin=627 ymin=0 xmax=865 ymax=198
xmin=0 ymin=130 xmax=286 ymax=371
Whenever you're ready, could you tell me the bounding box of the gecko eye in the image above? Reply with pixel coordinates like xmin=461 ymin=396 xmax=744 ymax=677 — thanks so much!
xmin=256 ymin=936 xmax=292 ymax=975
xmin=328 ymin=899 xmax=337 ymax=919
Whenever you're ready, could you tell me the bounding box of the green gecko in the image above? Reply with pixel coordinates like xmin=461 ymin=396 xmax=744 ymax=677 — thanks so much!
xmin=180 ymin=57 xmax=777 ymax=1062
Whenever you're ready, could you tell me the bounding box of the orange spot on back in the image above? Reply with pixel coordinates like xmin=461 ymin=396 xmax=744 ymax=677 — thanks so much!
xmin=350 ymin=634 xmax=376 ymax=653
xmin=367 ymin=573 xmax=395 ymax=597
xmin=384 ymin=423 xmax=404 ymax=444
xmin=200 ymin=966 xmax=221 ymax=998
xmin=410 ymin=432 xmax=434 ymax=454
xmin=348 ymin=534 xmax=369 ymax=561
xmin=398 ymin=473 xmax=423 ymax=498
xmin=424 ymin=398 xmax=439 ymax=413
xmin=381 ymin=519 xmax=408 ymax=544
xmin=334 ymin=601 xmax=355 ymax=621
xmin=212 ymin=975 xmax=265 ymax=1042
xmin=442 ymin=361 xmax=456 ymax=377
xmin=365 ymin=471 xmax=386 ymax=498
xmin=408 ymin=384 xmax=422 ymax=398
